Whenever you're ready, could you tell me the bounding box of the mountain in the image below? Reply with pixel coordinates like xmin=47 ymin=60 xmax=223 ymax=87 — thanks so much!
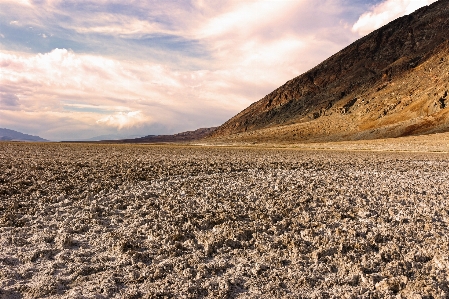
xmin=0 ymin=128 xmax=48 ymax=142
xmin=209 ymin=0 xmax=449 ymax=143
xmin=84 ymin=134 xmax=144 ymax=141
xmin=106 ymin=127 xmax=216 ymax=143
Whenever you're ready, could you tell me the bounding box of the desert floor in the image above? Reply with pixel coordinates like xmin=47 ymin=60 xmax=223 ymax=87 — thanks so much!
xmin=1 ymin=140 xmax=449 ymax=298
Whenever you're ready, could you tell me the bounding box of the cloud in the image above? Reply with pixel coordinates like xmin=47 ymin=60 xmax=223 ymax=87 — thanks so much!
xmin=352 ymin=0 xmax=438 ymax=36
xmin=96 ymin=111 xmax=147 ymax=129
xmin=0 ymin=92 xmax=20 ymax=109
xmin=64 ymin=14 xmax=173 ymax=38
xmin=0 ymin=0 xmax=380 ymax=140
xmin=0 ymin=48 xmax=248 ymax=139
xmin=4 ymin=0 xmax=31 ymax=6
xmin=0 ymin=108 xmax=103 ymax=140
xmin=196 ymin=0 xmax=303 ymax=39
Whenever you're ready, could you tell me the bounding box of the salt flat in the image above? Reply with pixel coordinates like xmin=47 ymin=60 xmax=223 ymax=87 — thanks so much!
xmin=1 ymin=142 xmax=449 ymax=298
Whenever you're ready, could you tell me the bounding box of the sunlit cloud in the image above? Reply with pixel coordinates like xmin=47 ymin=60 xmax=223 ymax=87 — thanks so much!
xmin=61 ymin=13 xmax=174 ymax=38
xmin=96 ymin=111 xmax=147 ymax=129
xmin=352 ymin=0 xmax=438 ymax=36
xmin=0 ymin=48 xmax=248 ymax=139
xmin=5 ymin=0 xmax=31 ymax=6
xmin=0 ymin=0 xmax=429 ymax=140
xmin=196 ymin=0 xmax=303 ymax=39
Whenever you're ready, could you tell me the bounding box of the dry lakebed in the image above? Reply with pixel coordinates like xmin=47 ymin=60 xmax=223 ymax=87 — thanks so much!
xmin=1 ymin=142 xmax=449 ymax=298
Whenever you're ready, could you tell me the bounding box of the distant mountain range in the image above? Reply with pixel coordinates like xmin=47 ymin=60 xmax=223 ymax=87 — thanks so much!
xmin=104 ymin=127 xmax=217 ymax=143
xmin=209 ymin=0 xmax=449 ymax=143
xmin=0 ymin=128 xmax=48 ymax=142
xmin=84 ymin=134 xmax=144 ymax=141
xmin=58 ymin=127 xmax=216 ymax=144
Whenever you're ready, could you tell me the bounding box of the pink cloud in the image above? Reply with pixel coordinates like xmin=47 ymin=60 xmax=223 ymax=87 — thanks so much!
xmin=0 ymin=48 xmax=250 ymax=138
xmin=352 ymin=0 xmax=438 ymax=36
xmin=1 ymin=0 xmax=402 ymax=140
xmin=0 ymin=92 xmax=20 ymax=109
xmin=96 ymin=111 xmax=147 ymax=129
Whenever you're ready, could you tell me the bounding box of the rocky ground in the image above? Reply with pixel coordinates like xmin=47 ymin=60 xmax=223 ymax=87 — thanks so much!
xmin=1 ymin=142 xmax=449 ymax=298
xmin=204 ymin=131 xmax=449 ymax=153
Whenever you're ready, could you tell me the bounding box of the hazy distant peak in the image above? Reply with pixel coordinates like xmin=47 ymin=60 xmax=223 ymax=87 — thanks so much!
xmin=0 ymin=128 xmax=48 ymax=142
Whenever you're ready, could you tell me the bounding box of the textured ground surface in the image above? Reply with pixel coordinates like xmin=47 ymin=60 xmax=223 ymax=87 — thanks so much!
xmin=204 ymin=131 xmax=449 ymax=153
xmin=1 ymin=142 xmax=449 ymax=298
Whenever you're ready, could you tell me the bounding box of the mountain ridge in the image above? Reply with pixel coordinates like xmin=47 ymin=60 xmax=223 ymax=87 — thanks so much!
xmin=96 ymin=127 xmax=217 ymax=143
xmin=209 ymin=0 xmax=449 ymax=143
xmin=0 ymin=128 xmax=48 ymax=142
xmin=121 ymin=127 xmax=216 ymax=143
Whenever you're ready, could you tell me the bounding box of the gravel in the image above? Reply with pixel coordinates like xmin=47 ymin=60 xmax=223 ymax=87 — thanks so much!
xmin=1 ymin=142 xmax=449 ymax=298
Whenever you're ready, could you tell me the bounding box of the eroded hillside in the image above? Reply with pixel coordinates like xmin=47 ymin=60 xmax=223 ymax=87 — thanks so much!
xmin=210 ymin=0 xmax=449 ymax=143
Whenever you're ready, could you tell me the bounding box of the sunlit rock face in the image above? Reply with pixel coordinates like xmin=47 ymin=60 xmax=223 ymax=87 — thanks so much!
xmin=210 ymin=0 xmax=449 ymax=143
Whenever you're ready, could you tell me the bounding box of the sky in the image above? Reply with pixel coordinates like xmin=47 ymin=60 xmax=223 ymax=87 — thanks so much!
xmin=0 ymin=0 xmax=438 ymax=141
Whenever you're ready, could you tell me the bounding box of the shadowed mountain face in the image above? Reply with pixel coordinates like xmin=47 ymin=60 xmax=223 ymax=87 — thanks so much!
xmin=210 ymin=0 xmax=449 ymax=143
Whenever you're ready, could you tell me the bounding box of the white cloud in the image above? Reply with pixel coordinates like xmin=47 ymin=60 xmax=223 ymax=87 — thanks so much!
xmin=63 ymin=13 xmax=174 ymax=38
xmin=96 ymin=111 xmax=147 ymax=129
xmin=352 ymin=0 xmax=438 ymax=36
xmin=14 ymin=0 xmax=31 ymax=6
xmin=0 ymin=0 xmax=370 ymax=140
xmin=196 ymin=0 xmax=303 ymax=39
xmin=0 ymin=48 xmax=252 ymax=138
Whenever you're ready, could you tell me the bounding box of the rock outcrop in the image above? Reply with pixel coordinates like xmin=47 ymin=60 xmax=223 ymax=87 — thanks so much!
xmin=210 ymin=0 xmax=449 ymax=143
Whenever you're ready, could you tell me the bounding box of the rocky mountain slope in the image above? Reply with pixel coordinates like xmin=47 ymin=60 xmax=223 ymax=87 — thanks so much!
xmin=0 ymin=128 xmax=47 ymax=142
xmin=210 ymin=0 xmax=449 ymax=143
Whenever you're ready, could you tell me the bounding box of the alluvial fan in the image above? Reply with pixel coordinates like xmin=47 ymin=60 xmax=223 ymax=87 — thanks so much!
xmin=1 ymin=142 xmax=449 ymax=298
